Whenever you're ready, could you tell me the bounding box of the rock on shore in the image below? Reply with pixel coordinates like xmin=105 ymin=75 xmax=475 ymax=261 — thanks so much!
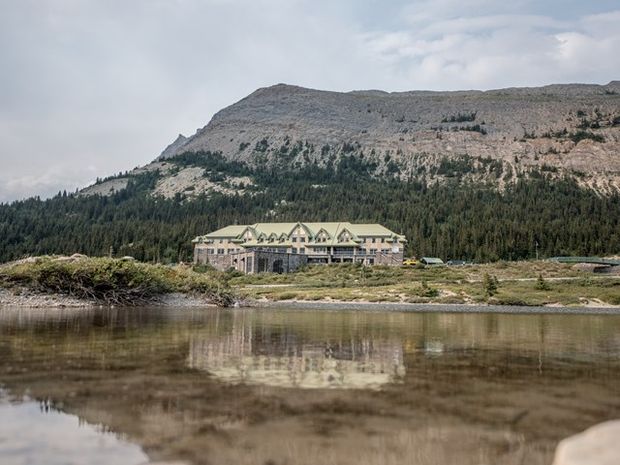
xmin=552 ymin=420 xmax=620 ymax=465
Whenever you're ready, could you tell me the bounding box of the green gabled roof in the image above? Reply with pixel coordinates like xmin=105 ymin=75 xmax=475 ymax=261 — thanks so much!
xmin=347 ymin=224 xmax=395 ymax=236
xmin=196 ymin=222 xmax=406 ymax=244
xmin=204 ymin=225 xmax=249 ymax=238
xmin=303 ymin=222 xmax=342 ymax=238
xmin=253 ymin=223 xmax=299 ymax=236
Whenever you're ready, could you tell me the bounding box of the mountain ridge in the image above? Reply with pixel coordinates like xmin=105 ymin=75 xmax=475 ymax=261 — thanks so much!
xmin=152 ymin=81 xmax=620 ymax=195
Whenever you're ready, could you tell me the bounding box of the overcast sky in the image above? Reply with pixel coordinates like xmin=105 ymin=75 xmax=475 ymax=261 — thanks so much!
xmin=1 ymin=0 xmax=619 ymax=203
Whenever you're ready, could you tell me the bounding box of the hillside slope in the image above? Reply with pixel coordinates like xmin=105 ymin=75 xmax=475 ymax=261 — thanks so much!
xmin=156 ymin=82 xmax=620 ymax=192
xmin=81 ymin=82 xmax=620 ymax=199
xmin=3 ymin=82 xmax=620 ymax=264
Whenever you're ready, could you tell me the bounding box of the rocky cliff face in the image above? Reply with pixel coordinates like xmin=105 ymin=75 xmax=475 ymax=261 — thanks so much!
xmin=156 ymin=82 xmax=620 ymax=193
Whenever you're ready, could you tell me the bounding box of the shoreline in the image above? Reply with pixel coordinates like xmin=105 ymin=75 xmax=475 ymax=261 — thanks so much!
xmin=3 ymin=288 xmax=620 ymax=314
xmin=246 ymin=299 xmax=620 ymax=314
xmin=0 ymin=288 xmax=219 ymax=309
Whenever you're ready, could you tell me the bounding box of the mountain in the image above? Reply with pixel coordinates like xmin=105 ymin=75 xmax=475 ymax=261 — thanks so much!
xmin=79 ymin=82 xmax=620 ymax=199
xmin=153 ymin=82 xmax=620 ymax=192
xmin=2 ymin=82 xmax=620 ymax=264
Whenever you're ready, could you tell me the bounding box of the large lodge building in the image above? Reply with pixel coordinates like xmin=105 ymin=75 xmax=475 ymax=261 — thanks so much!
xmin=193 ymin=222 xmax=406 ymax=274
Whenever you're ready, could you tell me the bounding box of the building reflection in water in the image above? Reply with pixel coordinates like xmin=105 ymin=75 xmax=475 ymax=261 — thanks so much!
xmin=187 ymin=314 xmax=405 ymax=389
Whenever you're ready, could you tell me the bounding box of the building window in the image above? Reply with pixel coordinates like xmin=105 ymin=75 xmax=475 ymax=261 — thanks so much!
xmin=217 ymin=248 xmax=225 ymax=255
xmin=292 ymin=248 xmax=298 ymax=254
xmin=292 ymin=237 xmax=297 ymax=243
xmin=371 ymin=238 xmax=376 ymax=243
xmin=300 ymin=237 xmax=305 ymax=243
xmin=207 ymin=249 xmax=214 ymax=255
xmin=370 ymin=248 xmax=376 ymax=254
xmin=380 ymin=238 xmax=385 ymax=243
xmin=299 ymin=248 xmax=305 ymax=254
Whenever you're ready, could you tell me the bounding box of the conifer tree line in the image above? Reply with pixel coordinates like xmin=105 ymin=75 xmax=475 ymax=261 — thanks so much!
xmin=0 ymin=151 xmax=618 ymax=264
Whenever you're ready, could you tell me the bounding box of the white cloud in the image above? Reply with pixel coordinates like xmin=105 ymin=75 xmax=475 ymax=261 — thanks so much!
xmin=358 ymin=7 xmax=620 ymax=90
xmin=0 ymin=168 xmax=96 ymax=203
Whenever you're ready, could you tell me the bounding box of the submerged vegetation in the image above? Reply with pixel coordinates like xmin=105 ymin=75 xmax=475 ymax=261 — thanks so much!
xmin=0 ymin=256 xmax=235 ymax=306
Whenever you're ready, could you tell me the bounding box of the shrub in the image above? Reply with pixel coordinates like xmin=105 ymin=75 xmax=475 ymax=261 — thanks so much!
xmin=483 ymin=273 xmax=498 ymax=296
xmin=419 ymin=280 xmax=439 ymax=298
xmin=570 ymin=131 xmax=605 ymax=143
xmin=274 ymin=292 xmax=298 ymax=301
xmin=1 ymin=257 xmax=235 ymax=307
xmin=535 ymin=274 xmax=550 ymax=291
xmin=441 ymin=112 xmax=477 ymax=123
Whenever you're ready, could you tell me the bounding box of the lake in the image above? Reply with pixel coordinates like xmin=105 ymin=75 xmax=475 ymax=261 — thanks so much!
xmin=1 ymin=306 xmax=619 ymax=465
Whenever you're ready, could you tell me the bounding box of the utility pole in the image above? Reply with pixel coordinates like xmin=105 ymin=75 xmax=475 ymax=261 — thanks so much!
xmin=535 ymin=240 xmax=539 ymax=261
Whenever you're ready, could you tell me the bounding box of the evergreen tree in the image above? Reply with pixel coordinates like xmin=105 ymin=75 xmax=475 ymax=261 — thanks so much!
xmin=1 ymin=151 xmax=619 ymax=264
xmin=535 ymin=274 xmax=550 ymax=291
xmin=483 ymin=273 xmax=498 ymax=296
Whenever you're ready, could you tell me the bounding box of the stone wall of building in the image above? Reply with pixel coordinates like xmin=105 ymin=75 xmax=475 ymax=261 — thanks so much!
xmin=207 ymin=254 xmax=235 ymax=271
xmin=194 ymin=245 xmax=210 ymax=265
xmin=195 ymin=247 xmax=308 ymax=274
xmin=375 ymin=251 xmax=404 ymax=266
xmin=194 ymin=245 xmax=402 ymax=273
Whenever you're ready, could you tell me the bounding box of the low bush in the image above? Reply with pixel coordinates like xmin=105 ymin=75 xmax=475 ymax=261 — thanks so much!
xmin=0 ymin=256 xmax=235 ymax=307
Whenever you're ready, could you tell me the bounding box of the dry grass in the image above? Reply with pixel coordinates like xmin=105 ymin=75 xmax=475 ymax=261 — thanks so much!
xmin=232 ymin=262 xmax=620 ymax=307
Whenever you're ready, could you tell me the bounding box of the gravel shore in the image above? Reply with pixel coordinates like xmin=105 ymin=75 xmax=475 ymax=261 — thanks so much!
xmin=0 ymin=288 xmax=93 ymax=308
xmin=3 ymin=287 xmax=619 ymax=314
xmin=0 ymin=288 xmax=219 ymax=309
xmin=253 ymin=299 xmax=620 ymax=315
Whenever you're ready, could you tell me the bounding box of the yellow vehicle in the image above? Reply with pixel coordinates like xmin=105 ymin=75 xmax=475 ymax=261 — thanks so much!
xmin=403 ymin=258 xmax=418 ymax=266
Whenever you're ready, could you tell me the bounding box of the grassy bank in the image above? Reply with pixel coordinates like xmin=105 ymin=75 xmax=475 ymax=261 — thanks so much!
xmin=2 ymin=258 xmax=618 ymax=308
xmin=231 ymin=262 xmax=620 ymax=307
xmin=0 ymin=256 xmax=236 ymax=307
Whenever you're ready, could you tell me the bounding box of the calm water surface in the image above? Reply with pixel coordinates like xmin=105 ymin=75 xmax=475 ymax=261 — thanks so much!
xmin=0 ymin=306 xmax=619 ymax=465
